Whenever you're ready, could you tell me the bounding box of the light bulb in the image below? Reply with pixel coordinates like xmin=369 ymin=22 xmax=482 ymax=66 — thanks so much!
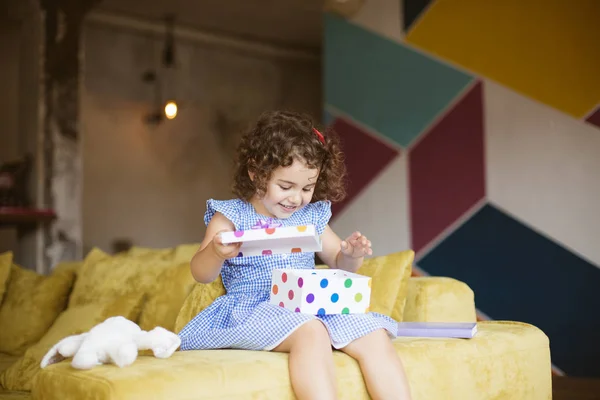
xmin=164 ymin=101 xmax=178 ymax=119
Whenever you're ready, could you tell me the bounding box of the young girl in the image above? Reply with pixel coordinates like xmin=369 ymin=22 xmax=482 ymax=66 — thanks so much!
xmin=179 ymin=110 xmax=411 ymax=400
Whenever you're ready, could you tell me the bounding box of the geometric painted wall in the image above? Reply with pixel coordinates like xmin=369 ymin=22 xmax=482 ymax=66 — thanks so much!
xmin=324 ymin=1 xmax=600 ymax=378
xmin=405 ymin=0 xmax=600 ymax=121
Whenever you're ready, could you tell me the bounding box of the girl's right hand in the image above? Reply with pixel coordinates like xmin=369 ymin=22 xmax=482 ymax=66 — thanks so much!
xmin=212 ymin=230 xmax=242 ymax=260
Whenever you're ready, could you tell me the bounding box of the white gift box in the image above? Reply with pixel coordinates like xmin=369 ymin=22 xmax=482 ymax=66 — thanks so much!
xmin=220 ymin=224 xmax=322 ymax=257
xmin=269 ymin=269 xmax=372 ymax=315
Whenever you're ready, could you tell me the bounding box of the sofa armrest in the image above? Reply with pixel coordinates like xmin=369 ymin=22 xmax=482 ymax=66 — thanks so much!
xmin=402 ymin=277 xmax=477 ymax=322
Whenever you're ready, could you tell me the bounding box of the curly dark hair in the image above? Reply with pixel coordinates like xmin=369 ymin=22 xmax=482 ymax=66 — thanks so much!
xmin=232 ymin=110 xmax=347 ymax=203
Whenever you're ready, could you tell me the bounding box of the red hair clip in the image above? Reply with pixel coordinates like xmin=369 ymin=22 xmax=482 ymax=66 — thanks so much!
xmin=312 ymin=128 xmax=325 ymax=145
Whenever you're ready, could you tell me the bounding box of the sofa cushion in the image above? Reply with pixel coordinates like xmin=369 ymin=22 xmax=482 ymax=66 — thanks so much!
xmin=0 ymin=355 xmax=19 ymax=375
xmin=172 ymin=243 xmax=200 ymax=264
xmin=68 ymin=248 xmax=177 ymax=308
xmin=32 ymin=321 xmax=551 ymax=400
xmin=51 ymin=260 xmax=83 ymax=277
xmin=126 ymin=246 xmax=174 ymax=258
xmin=0 ymin=252 xmax=12 ymax=306
xmin=138 ymin=262 xmax=196 ymax=332
xmin=0 ymin=293 xmax=145 ymax=391
xmin=174 ymin=276 xmax=226 ymax=333
xmin=0 ymin=263 xmax=75 ymax=356
xmin=0 ymin=354 xmax=28 ymax=400
xmin=356 ymin=250 xmax=413 ymax=321
xmin=0 ymin=389 xmax=31 ymax=400
xmin=403 ymin=277 xmax=477 ymax=323
xmin=125 ymin=243 xmax=199 ymax=264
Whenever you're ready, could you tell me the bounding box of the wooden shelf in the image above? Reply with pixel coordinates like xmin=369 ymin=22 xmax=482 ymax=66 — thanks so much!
xmin=0 ymin=207 xmax=56 ymax=227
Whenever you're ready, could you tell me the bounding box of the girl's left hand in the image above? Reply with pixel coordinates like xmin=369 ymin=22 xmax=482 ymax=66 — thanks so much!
xmin=341 ymin=231 xmax=372 ymax=258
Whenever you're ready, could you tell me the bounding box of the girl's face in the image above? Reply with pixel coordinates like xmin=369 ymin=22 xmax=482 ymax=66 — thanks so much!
xmin=252 ymin=158 xmax=319 ymax=219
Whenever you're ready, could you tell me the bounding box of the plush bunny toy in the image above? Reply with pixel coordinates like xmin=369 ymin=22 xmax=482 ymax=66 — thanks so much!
xmin=41 ymin=316 xmax=181 ymax=370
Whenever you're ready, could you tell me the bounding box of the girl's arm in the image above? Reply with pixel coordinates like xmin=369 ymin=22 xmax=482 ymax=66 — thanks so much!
xmin=317 ymin=225 xmax=372 ymax=273
xmin=190 ymin=212 xmax=241 ymax=284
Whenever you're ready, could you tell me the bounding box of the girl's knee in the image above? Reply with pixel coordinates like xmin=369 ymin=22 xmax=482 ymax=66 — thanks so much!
xmin=356 ymin=328 xmax=388 ymax=346
xmin=273 ymin=320 xmax=332 ymax=353
xmin=367 ymin=328 xmax=391 ymax=342
xmin=300 ymin=320 xmax=331 ymax=340
xmin=295 ymin=320 xmax=331 ymax=348
xmin=341 ymin=329 xmax=391 ymax=359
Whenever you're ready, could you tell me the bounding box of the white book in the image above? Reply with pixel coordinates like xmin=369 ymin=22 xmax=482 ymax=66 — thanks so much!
xmin=397 ymin=322 xmax=477 ymax=339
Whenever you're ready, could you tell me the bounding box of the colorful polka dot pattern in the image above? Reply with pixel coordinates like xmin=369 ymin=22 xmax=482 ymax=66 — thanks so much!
xmin=219 ymin=224 xmax=321 ymax=258
xmin=236 ymin=247 xmax=305 ymax=256
xmin=269 ymin=269 xmax=371 ymax=316
xmin=232 ymin=227 xmax=281 ymax=237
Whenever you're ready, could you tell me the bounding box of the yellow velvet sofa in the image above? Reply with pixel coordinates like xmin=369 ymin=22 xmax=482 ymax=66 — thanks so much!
xmin=0 ymin=246 xmax=552 ymax=399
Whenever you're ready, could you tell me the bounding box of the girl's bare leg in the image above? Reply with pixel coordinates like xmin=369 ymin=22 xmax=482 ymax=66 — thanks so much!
xmin=273 ymin=320 xmax=337 ymax=400
xmin=340 ymin=329 xmax=411 ymax=400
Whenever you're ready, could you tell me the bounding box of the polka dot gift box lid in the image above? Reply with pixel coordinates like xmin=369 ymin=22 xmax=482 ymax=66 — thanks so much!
xmin=270 ymin=269 xmax=372 ymax=315
xmin=220 ymin=224 xmax=322 ymax=257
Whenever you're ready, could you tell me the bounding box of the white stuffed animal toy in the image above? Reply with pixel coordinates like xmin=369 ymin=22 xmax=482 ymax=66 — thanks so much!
xmin=40 ymin=316 xmax=181 ymax=370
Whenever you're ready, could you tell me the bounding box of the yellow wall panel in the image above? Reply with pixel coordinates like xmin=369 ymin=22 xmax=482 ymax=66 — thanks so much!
xmin=406 ymin=0 xmax=600 ymax=118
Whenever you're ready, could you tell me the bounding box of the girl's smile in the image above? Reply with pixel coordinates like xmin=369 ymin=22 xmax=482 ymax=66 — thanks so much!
xmin=250 ymin=158 xmax=319 ymax=219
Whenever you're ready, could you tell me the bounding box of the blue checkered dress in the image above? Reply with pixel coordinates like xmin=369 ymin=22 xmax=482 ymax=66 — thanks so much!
xmin=178 ymin=198 xmax=398 ymax=351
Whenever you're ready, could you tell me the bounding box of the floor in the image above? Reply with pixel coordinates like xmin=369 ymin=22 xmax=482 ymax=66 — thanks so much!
xmin=553 ymin=376 xmax=600 ymax=400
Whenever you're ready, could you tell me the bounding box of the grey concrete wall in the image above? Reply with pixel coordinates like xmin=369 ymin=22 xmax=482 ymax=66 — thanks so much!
xmin=0 ymin=19 xmax=21 ymax=255
xmin=81 ymin=22 xmax=321 ymax=253
xmin=0 ymin=5 xmax=43 ymax=270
